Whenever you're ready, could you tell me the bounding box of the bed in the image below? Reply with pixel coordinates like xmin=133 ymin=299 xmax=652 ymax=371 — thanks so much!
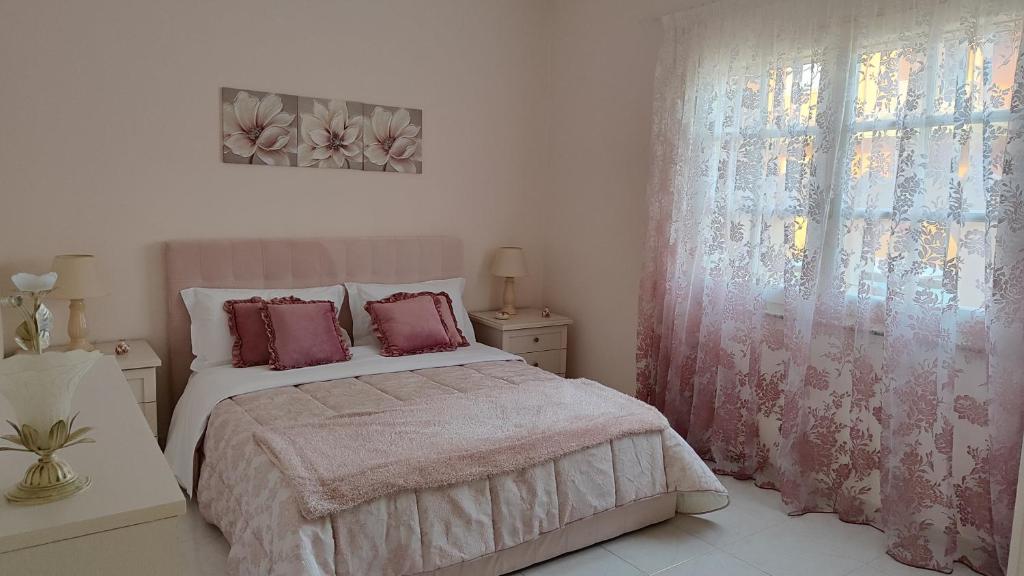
xmin=162 ymin=236 xmax=728 ymax=576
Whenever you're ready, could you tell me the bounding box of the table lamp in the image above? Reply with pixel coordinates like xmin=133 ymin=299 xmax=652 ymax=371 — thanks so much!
xmin=491 ymin=247 xmax=527 ymax=316
xmin=49 ymin=255 xmax=107 ymax=351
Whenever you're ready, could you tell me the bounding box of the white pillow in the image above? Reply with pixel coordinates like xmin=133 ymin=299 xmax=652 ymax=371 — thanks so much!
xmin=345 ymin=278 xmax=476 ymax=346
xmin=181 ymin=285 xmax=345 ymax=371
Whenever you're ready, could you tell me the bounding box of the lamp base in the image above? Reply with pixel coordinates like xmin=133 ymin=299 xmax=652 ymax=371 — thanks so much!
xmin=64 ymin=340 xmax=95 ymax=352
xmin=65 ymin=299 xmax=94 ymax=352
xmin=501 ymin=277 xmax=518 ymax=316
xmin=5 ymin=455 xmax=91 ymax=505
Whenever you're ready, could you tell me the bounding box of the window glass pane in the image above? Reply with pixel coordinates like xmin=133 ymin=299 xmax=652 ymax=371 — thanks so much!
xmin=855 ymin=49 xmax=912 ymax=122
xmin=988 ymin=26 xmax=1021 ymax=109
xmin=766 ymin=61 xmax=820 ymax=130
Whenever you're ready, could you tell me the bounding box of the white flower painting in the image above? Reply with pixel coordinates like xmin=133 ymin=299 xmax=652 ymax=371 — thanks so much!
xmin=364 ymin=105 xmax=422 ymax=173
xmin=222 ymin=88 xmax=297 ymax=166
xmin=298 ymin=98 xmax=364 ymax=169
xmin=221 ymin=87 xmax=422 ymax=174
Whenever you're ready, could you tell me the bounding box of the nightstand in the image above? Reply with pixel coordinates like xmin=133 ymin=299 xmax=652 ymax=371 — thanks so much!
xmin=92 ymin=340 xmax=161 ymax=437
xmin=469 ymin=309 xmax=572 ymax=376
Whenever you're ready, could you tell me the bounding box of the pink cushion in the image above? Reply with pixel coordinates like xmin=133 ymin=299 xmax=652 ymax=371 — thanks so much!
xmin=224 ymin=297 xmax=275 ymax=367
xmin=431 ymin=292 xmax=469 ymax=347
xmin=263 ymin=299 xmax=352 ymax=370
xmin=365 ymin=292 xmax=457 ymax=357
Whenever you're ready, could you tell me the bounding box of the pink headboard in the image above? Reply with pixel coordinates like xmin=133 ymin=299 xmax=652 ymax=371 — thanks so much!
xmin=164 ymin=236 xmax=463 ymax=415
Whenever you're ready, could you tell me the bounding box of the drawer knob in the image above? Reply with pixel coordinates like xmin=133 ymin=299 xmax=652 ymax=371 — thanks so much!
xmin=533 ymin=337 xmax=540 ymax=343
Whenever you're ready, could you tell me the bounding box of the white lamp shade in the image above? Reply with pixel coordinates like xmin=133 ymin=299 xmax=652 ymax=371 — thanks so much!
xmin=49 ymin=255 xmax=107 ymax=300
xmin=491 ymin=247 xmax=527 ymax=278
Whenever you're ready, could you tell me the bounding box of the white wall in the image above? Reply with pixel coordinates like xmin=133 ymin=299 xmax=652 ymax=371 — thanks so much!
xmin=542 ymin=0 xmax=698 ymax=393
xmin=0 ymin=0 xmax=549 ymax=358
xmin=0 ymin=0 xmax=706 ymax=398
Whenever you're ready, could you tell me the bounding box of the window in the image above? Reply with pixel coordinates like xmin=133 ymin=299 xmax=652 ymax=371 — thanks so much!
xmin=838 ymin=24 xmax=1019 ymax=311
xmin=708 ymin=60 xmax=823 ymax=296
xmin=709 ymin=21 xmax=1021 ymax=313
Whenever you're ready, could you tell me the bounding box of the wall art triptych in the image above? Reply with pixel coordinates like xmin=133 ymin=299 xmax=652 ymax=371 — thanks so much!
xmin=221 ymin=87 xmax=422 ymax=174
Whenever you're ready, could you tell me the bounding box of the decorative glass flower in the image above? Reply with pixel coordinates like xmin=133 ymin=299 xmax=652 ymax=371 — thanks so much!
xmin=11 ymin=272 xmax=56 ymax=293
xmin=223 ymin=91 xmax=296 ymax=166
xmin=7 ymin=273 xmax=56 ymax=353
xmin=299 ymin=100 xmax=364 ymax=168
xmin=365 ymin=107 xmax=421 ymax=173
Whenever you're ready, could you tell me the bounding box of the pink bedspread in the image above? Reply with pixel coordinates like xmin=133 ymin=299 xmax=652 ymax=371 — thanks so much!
xmin=197 ymin=361 xmax=728 ymax=576
xmin=256 ymin=379 xmax=670 ymax=518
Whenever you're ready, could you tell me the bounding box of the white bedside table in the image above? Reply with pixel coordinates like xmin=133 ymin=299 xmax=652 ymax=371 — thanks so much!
xmin=469 ymin=309 xmax=572 ymax=376
xmin=92 ymin=340 xmax=161 ymax=437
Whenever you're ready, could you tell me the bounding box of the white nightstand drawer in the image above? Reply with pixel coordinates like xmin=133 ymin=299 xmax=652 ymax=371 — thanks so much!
xmin=503 ymin=326 xmax=567 ymax=354
xmin=123 ymin=367 xmax=157 ymax=403
xmin=140 ymin=402 xmax=158 ymax=436
xmin=519 ymin=349 xmax=566 ymax=374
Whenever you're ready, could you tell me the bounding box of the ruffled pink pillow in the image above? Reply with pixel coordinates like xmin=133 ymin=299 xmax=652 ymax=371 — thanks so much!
xmin=432 ymin=291 xmax=470 ymax=347
xmin=262 ymin=299 xmax=352 ymax=370
xmin=365 ymin=292 xmax=458 ymax=357
xmin=224 ymin=297 xmax=277 ymax=368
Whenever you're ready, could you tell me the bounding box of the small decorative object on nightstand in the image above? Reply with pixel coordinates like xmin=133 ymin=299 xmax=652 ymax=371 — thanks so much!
xmin=470 ymin=308 xmax=572 ymax=376
xmin=114 ymin=340 xmax=131 ymax=356
xmin=93 ymin=340 xmax=161 ymax=438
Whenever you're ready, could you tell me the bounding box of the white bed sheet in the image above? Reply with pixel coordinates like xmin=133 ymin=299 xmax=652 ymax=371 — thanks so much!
xmin=164 ymin=343 xmax=521 ymax=492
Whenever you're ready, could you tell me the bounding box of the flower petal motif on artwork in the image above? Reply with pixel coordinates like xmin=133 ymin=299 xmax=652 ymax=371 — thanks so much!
xmin=328 ymin=99 xmax=347 ymax=117
xmin=398 ymin=124 xmax=420 ymax=139
xmin=390 ymin=137 xmax=417 ymax=160
xmin=364 ymin=142 xmax=389 ymax=166
xmin=341 ymin=123 xmax=360 ymax=146
xmin=255 ymin=94 xmax=284 ymax=128
xmin=225 ymin=132 xmax=257 ymax=157
xmin=312 ymin=146 xmax=332 ymax=160
xmin=309 ymin=129 xmax=331 ymax=147
xmin=313 ymin=101 xmax=329 ymax=124
xmin=255 ymin=148 xmax=289 ymax=166
xmin=329 ymin=102 xmax=348 ymax=131
xmin=233 ymin=91 xmax=259 ymax=133
xmin=389 ymin=157 xmax=417 ymax=173
xmin=223 ymin=103 xmax=242 ymax=135
xmin=286 ymin=126 xmax=297 ymax=153
xmin=266 ymin=111 xmax=294 ymax=129
xmin=331 ymin=149 xmax=348 ymax=167
xmin=300 ymin=114 xmax=320 ymax=145
xmin=371 ymin=107 xmax=392 ymax=142
xmin=297 ymin=143 xmax=318 ymax=166
xmin=389 ymin=108 xmax=411 ymax=138
xmin=256 ymin=126 xmax=290 ymax=151
xmin=341 ymin=142 xmax=361 ymax=158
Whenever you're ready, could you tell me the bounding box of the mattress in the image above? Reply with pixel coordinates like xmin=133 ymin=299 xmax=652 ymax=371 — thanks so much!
xmin=175 ymin=348 xmax=727 ymax=576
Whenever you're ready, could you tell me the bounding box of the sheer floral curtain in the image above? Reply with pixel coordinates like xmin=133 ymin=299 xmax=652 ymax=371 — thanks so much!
xmin=635 ymin=0 xmax=1024 ymax=573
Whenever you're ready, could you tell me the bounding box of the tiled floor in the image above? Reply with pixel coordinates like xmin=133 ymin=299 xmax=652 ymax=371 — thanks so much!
xmin=178 ymin=475 xmax=978 ymax=576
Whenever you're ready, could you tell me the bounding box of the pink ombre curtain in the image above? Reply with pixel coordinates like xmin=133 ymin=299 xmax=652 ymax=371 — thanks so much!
xmin=636 ymin=0 xmax=1024 ymax=573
